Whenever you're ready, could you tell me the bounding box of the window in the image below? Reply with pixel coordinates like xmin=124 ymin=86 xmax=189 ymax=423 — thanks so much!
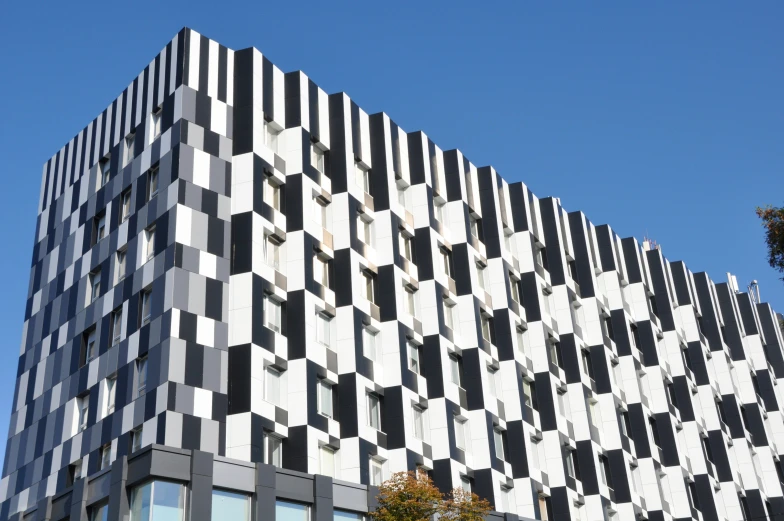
xmin=535 ymin=245 xmax=548 ymax=270
xmin=124 ymin=134 xmax=135 ymax=166
xmin=476 ymin=263 xmax=488 ymax=291
xmin=444 ymin=299 xmax=455 ymax=330
xmin=649 ymin=417 xmax=661 ymax=448
xmin=111 ymin=308 xmax=123 ymax=346
xmin=589 ymin=399 xmax=602 ymax=429
xmin=264 ymin=295 xmax=282 ymax=333
xmin=130 ymin=481 xmax=185 ymax=521
xmin=318 ymin=380 xmax=333 ymax=418
xmin=361 ymin=271 xmax=376 ymax=303
xmin=105 ymin=376 xmax=116 ymax=416
xmin=367 ymin=393 xmax=381 ymax=430
xmin=100 ymin=444 xmax=111 ymax=470
xmin=487 ymin=367 xmax=498 ymax=398
xmin=150 ymin=107 xmax=162 ymax=142
xmin=314 ymin=254 xmax=329 ymax=287
xmin=568 ymin=260 xmax=579 ymax=282
xmin=140 ymin=287 xmax=152 ymax=326
xmin=120 ymin=189 xmax=132 ymax=224
xmin=90 ymin=502 xmax=109 ymax=521
xmin=565 ymin=449 xmax=578 ymax=479
xmin=412 ymin=406 xmax=425 ymax=440
xmin=434 ymin=201 xmax=445 ymax=224
xmin=320 ymin=446 xmax=335 ymax=477
xmin=116 ymin=249 xmax=127 ymax=283
xmin=548 ymin=340 xmax=562 ymax=368
xmin=263 ymin=121 xmax=279 ymax=153
xmin=557 ymin=390 xmax=570 ymax=418
xmin=480 ymin=313 xmax=492 ymax=342
xmin=369 ymin=458 xmax=384 ymax=486
xmin=137 ymin=357 xmax=148 ymax=398
xmin=701 ymin=436 xmax=714 ymax=464
xmin=316 ymin=313 xmax=331 ymax=348
xmin=398 ymin=186 xmax=407 ymax=208
xmin=313 ymin=197 xmax=328 ymax=228
xmin=516 ymin=326 xmax=526 ymax=356
xmin=212 ymin=490 xmax=251 ymax=521
xmin=603 ymin=317 xmax=615 ymax=340
xmin=523 ymin=380 xmax=537 ymax=410
xmin=666 ymin=383 xmax=678 ymax=409
xmin=146 ymin=166 xmax=159 ymax=202
xmin=99 ymin=157 xmax=111 ymax=187
xmin=355 ymin=162 xmax=370 ymax=194
xmin=358 ymin=215 xmax=372 ymax=246
xmin=265 ymin=366 xmax=282 ymax=406
xmin=405 ymin=288 xmax=417 ymax=318
xmin=77 ymin=395 xmax=89 ymax=432
xmin=265 ymin=433 xmax=283 ymax=467
xmin=469 ymin=215 xmax=479 ymax=238
xmin=144 ymin=226 xmax=156 ymax=262
xmin=440 ymin=248 xmax=452 ymax=277
xmin=500 ymin=486 xmax=513 ymax=513
xmin=631 ymin=325 xmax=641 ymax=350
xmin=687 ymin=481 xmax=700 ymax=511
xmin=93 ymin=213 xmax=106 ymax=245
xmin=400 ymin=233 xmax=413 ymax=261
xmin=620 ymin=411 xmax=632 ymax=438
xmin=90 ymin=269 xmax=102 ymax=303
xmin=598 ymin=455 xmax=612 ymax=489
xmin=460 ymin=477 xmax=472 ymax=494
xmin=363 ymin=327 xmax=378 ymax=361
xmin=83 ymin=328 xmax=97 ymax=365
xmin=408 ymin=342 xmax=421 ymax=374
xmin=493 ymin=427 xmax=506 ymax=461
xmin=449 ymin=355 xmax=462 ymax=386
xmin=454 ymin=416 xmax=468 ymax=450
xmin=581 ymin=350 xmax=594 ymax=379
xmin=131 ymin=427 xmax=143 ymax=452
xmin=542 ymin=289 xmax=552 ymax=316
xmin=264 ymin=235 xmax=280 ymax=270
xmin=510 ymin=276 xmax=522 ymax=304
xmin=311 ymin=144 xmax=325 ymax=173
xmin=265 ymin=176 xmax=281 ymax=211
xmin=68 ymin=460 xmax=83 ymax=487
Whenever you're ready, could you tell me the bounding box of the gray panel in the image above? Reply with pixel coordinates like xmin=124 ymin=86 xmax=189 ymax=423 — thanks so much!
xmin=332 ymin=482 xmax=368 ymax=513
xmin=275 ymin=471 xmax=314 ymax=504
xmin=213 ymin=461 xmax=256 ymax=493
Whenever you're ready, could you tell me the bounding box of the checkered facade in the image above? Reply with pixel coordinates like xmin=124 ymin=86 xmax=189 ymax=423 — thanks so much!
xmin=3 ymin=28 xmax=784 ymax=521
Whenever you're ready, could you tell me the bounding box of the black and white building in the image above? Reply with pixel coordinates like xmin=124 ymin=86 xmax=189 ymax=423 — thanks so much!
xmin=3 ymin=28 xmax=784 ymax=521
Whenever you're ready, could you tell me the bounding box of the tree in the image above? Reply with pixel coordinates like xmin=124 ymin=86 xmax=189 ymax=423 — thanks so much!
xmin=756 ymin=205 xmax=784 ymax=280
xmin=370 ymin=472 xmax=492 ymax=521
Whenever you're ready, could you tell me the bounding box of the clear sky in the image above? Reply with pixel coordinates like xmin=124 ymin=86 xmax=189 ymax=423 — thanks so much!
xmin=0 ymin=1 xmax=781 ymax=468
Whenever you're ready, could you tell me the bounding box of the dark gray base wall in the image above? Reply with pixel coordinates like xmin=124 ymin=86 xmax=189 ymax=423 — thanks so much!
xmin=10 ymin=445 xmax=534 ymax=521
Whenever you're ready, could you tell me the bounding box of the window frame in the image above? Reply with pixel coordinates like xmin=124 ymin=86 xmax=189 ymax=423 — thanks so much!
xmin=367 ymin=393 xmax=381 ymax=431
xmin=318 ymin=380 xmax=334 ymax=419
xmin=136 ymin=357 xmax=148 ymax=398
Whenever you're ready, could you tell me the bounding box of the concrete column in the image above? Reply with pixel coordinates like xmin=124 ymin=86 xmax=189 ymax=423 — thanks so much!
xmin=190 ymin=451 xmax=214 ymax=521
xmin=313 ymin=475 xmax=333 ymax=521
xmin=107 ymin=456 xmax=129 ymax=521
xmin=255 ymin=463 xmax=277 ymax=521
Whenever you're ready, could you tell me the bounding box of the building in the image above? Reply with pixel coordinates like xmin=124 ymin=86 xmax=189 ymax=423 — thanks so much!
xmin=2 ymin=27 xmax=784 ymax=521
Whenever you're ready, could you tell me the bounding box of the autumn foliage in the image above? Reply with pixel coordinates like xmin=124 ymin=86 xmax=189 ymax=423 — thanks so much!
xmin=756 ymin=205 xmax=784 ymax=280
xmin=370 ymin=472 xmax=492 ymax=521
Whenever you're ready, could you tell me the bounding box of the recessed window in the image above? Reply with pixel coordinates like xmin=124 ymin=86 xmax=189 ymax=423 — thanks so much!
xmin=367 ymin=393 xmax=381 ymax=431
xmin=649 ymin=416 xmax=661 ymax=448
xmin=361 ymin=271 xmax=376 ymax=304
xmin=510 ymin=275 xmax=522 ymax=304
xmin=265 ymin=432 xmax=283 ymax=467
xmin=363 ymin=327 xmax=378 ymax=361
xmin=405 ymin=288 xmax=417 ymax=318
xmin=212 ymin=489 xmax=251 ymax=521
xmin=398 ymin=186 xmax=407 ymax=208
xmin=100 ymin=443 xmax=111 ymax=470
xmin=523 ymin=380 xmax=537 ymax=410
xmin=493 ymin=427 xmax=506 ymax=461
xmin=480 ymin=313 xmax=493 ymax=342
xmin=99 ymin=157 xmax=111 ymax=188
xmin=454 ymin=416 xmax=468 ymax=450
xmin=408 ymin=342 xmax=421 ymax=374
xmin=444 ymin=299 xmax=455 ymax=331
xmin=400 ymin=232 xmax=413 ymax=262
xmin=548 ymin=339 xmax=562 ymax=368
xmin=500 ymin=486 xmax=513 ymax=513
xmin=318 ymin=380 xmax=333 ymax=418
xmin=311 ymin=143 xmax=325 ymax=173
xmin=265 ymin=366 xmax=282 ymax=406
xmin=320 ymin=446 xmax=335 ymax=477
xmin=581 ymin=350 xmax=594 ymax=379
xmin=535 ymin=245 xmax=548 ymax=271
xmin=355 ymin=162 xmax=370 ymax=194
xmin=265 ymin=176 xmax=281 ymax=211
xmin=67 ymin=460 xmax=82 ymax=487
xmin=620 ymin=411 xmax=632 ymax=438
xmin=111 ymin=308 xmax=123 ymax=346
xmin=449 ymin=355 xmax=462 ymax=387
xmin=264 ymin=296 xmax=282 ymax=333
xmin=144 ymin=225 xmax=156 ymax=262
xmin=412 ymin=406 xmax=425 ymax=440
xmin=150 ymin=107 xmax=162 ymax=142
xmin=469 ymin=215 xmax=479 ymax=238
xmin=90 ymin=502 xmax=109 ymax=521
xmin=263 ymin=120 xmax=279 ymax=153
xmin=565 ymin=449 xmax=579 ymax=480
xmin=476 ymin=263 xmax=487 ymax=291
xmin=542 ymin=288 xmax=552 ymax=316
xmin=516 ymin=326 xmax=526 ymax=356
xmin=313 ymin=197 xmax=328 ymax=228
xmin=136 ymin=357 xmax=148 ymax=398
xmin=131 ymin=426 xmax=143 ymax=452
xmin=140 ymin=286 xmax=152 ymax=326
xmin=264 ymin=235 xmax=281 ymax=270
xmin=314 ymin=254 xmax=329 ymax=287
xmin=487 ymin=367 xmax=498 ymax=398
xmin=120 ymin=188 xmax=132 ymax=224
xmin=82 ymin=328 xmax=97 ymax=365
xmin=77 ymin=395 xmax=89 ymax=432
xmin=93 ymin=212 xmax=106 ymax=245
xmin=603 ymin=316 xmax=615 ymax=340
xmin=124 ymin=134 xmax=135 ymax=167
xmin=115 ymin=249 xmax=127 ymax=284
xmin=316 ymin=312 xmax=331 ymax=348
xmin=146 ymin=166 xmax=159 ymax=202
xmin=129 ymin=481 xmax=185 ymax=521
xmin=440 ymin=248 xmax=452 ymax=278
xmin=369 ymin=457 xmax=384 ymax=486
xmin=589 ymin=399 xmax=602 ymax=429
xmin=358 ymin=215 xmax=372 ymax=246
xmin=105 ymin=376 xmax=116 ymax=416
xmin=90 ymin=269 xmax=102 ymax=303
xmin=434 ymin=201 xmax=445 ymax=224
xmin=460 ymin=476 xmax=472 ymax=494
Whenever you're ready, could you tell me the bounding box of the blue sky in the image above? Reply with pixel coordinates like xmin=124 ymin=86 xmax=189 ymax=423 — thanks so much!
xmin=0 ymin=1 xmax=781 ymax=467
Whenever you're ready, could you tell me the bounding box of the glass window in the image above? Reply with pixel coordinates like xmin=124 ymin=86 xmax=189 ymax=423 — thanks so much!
xmin=516 ymin=327 xmax=526 ymax=356
xmin=106 ymin=376 xmax=116 ymax=415
xmin=589 ymin=400 xmax=602 ymax=429
xmin=130 ymin=481 xmax=185 ymax=521
xmin=444 ymin=300 xmax=455 ymax=330
xmin=355 ymin=163 xmax=370 ymax=194
xmin=358 ymin=216 xmax=372 ymax=245
xmin=91 ymin=502 xmax=109 ymax=521
xmin=265 ymin=367 xmax=281 ymax=406
xmin=523 ymin=380 xmax=534 ymax=408
xmin=334 ymin=511 xmax=363 ymax=521
xmin=476 ymin=263 xmax=487 ymax=291
xmin=111 ymin=308 xmax=123 ymax=346
xmin=147 ymin=167 xmax=159 ymax=202
xmin=454 ymin=416 xmax=467 ymax=450
xmin=265 ymin=177 xmax=281 ymax=211
xmin=461 ymin=477 xmax=472 ymax=494
xmin=367 ymin=393 xmax=381 ymax=430
xmin=314 ymin=255 xmax=329 ymax=287
xmin=266 ymin=433 xmax=283 ymax=467
xmin=405 ymin=288 xmax=417 ymax=318
xmin=90 ymin=269 xmax=102 ymax=303
xmin=318 ymin=380 xmax=333 ymax=418
xmin=116 ymin=249 xmax=127 ymax=283
xmin=120 ymin=189 xmax=132 ymax=224
xmin=434 ymin=202 xmax=445 ymax=224
xmin=450 ymin=355 xmax=461 ymax=386
xmin=264 ymin=296 xmax=282 ymax=333
xmin=144 ymin=226 xmax=156 ymax=262
xmin=441 ymin=249 xmax=451 ymax=277
xmin=363 ymin=327 xmax=377 ymax=361
xmin=369 ymin=458 xmax=384 ymax=486
xmin=311 ymin=144 xmax=325 ymax=173
xmin=141 ymin=287 xmax=153 ymax=326
xmin=137 ymin=357 xmax=148 ymax=398
xmin=84 ymin=328 xmax=97 ymax=363
xmin=277 ymin=501 xmax=308 ymax=521
xmin=493 ymin=428 xmax=506 ymax=461
xmin=320 ymin=446 xmax=335 ymax=477
xmin=481 ymin=314 xmax=492 ymax=342
xmin=212 ymin=489 xmax=250 ymax=521
xmin=361 ymin=271 xmax=375 ymax=303
xmin=100 ymin=158 xmax=111 ymax=187
xmin=265 ymin=236 xmax=280 ymax=270
xmin=101 ymin=444 xmax=111 ymax=470
xmin=566 ymin=449 xmax=577 ymax=479
xmin=400 ymin=233 xmax=413 ymax=261
xmin=412 ymin=406 xmax=424 ymax=440
xmin=408 ymin=342 xmax=420 ymax=374
xmin=150 ymin=108 xmax=162 ymax=142
xmin=316 ymin=313 xmax=331 ymax=348
xmin=78 ymin=395 xmax=89 ymax=431
xmin=487 ymin=367 xmax=498 ymax=398
xmin=124 ymin=134 xmax=135 ymax=167
xmin=263 ymin=121 xmax=279 ymax=153
xmin=132 ymin=427 xmax=143 ymax=452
